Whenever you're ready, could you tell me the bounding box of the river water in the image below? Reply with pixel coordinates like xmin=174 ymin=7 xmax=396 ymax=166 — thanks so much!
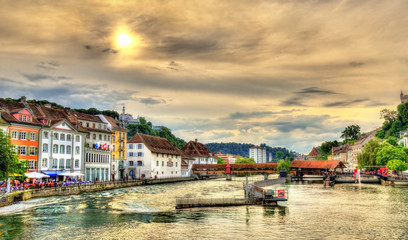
xmin=0 ymin=176 xmax=407 ymax=240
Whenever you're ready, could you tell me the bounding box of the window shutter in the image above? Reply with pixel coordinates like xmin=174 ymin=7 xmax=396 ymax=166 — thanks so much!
xmin=16 ymin=131 xmax=19 ymax=139
xmin=36 ymin=132 xmax=39 ymax=141
xmin=17 ymin=146 xmax=20 ymax=154
xmin=35 ymin=147 xmax=38 ymax=155
xmin=28 ymin=132 xmax=31 ymax=141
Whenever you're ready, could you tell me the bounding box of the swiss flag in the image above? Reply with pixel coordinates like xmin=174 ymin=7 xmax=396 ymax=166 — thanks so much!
xmin=102 ymin=143 xmax=107 ymax=150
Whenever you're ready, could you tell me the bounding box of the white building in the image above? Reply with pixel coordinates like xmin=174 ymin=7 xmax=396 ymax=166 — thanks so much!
xmin=181 ymin=139 xmax=216 ymax=177
xmin=249 ymin=146 xmax=267 ymax=163
xmin=38 ymin=119 xmax=86 ymax=179
xmin=74 ymin=112 xmax=113 ymax=182
xmin=127 ymin=133 xmax=181 ymax=179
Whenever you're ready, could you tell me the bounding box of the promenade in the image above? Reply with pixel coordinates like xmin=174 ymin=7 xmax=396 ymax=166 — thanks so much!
xmin=0 ymin=177 xmax=194 ymax=208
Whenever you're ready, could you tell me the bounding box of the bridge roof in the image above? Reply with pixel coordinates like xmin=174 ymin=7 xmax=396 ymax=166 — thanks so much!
xmin=291 ymin=160 xmax=346 ymax=169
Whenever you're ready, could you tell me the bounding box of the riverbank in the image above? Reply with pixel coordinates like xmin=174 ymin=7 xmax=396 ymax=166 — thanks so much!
xmin=0 ymin=177 xmax=195 ymax=208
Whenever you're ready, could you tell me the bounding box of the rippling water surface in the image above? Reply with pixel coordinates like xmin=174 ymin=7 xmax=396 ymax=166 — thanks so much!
xmin=0 ymin=176 xmax=407 ymax=240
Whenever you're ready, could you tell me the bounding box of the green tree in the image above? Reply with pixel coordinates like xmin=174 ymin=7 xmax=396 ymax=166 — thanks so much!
xmin=217 ymin=157 xmax=226 ymax=164
xmin=235 ymin=157 xmax=255 ymax=164
xmin=386 ymin=159 xmax=408 ymax=172
xmin=380 ymin=109 xmax=398 ymax=123
xmin=376 ymin=143 xmax=408 ymax=166
xmin=386 ymin=136 xmax=398 ymax=146
xmin=277 ymin=158 xmax=291 ymax=172
xmin=276 ymin=151 xmax=284 ymax=160
xmin=320 ymin=141 xmax=340 ymax=155
xmin=0 ymin=131 xmax=28 ymax=180
xmin=357 ymin=139 xmax=381 ymax=169
xmin=341 ymin=125 xmax=361 ymax=140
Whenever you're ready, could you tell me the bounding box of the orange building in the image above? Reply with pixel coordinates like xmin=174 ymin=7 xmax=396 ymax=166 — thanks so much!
xmin=0 ymin=97 xmax=43 ymax=172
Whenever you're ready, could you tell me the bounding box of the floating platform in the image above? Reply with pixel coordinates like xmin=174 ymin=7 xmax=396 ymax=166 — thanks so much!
xmin=176 ymin=198 xmax=255 ymax=209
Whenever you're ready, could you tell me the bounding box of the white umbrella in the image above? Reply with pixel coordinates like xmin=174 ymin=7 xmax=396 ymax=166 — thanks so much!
xmin=25 ymin=172 xmax=50 ymax=179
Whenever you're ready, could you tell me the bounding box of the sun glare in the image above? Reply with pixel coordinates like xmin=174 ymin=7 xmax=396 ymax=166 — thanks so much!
xmin=117 ymin=33 xmax=131 ymax=47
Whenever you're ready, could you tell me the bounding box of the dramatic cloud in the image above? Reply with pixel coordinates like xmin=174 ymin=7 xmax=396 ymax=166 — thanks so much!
xmin=0 ymin=0 xmax=405 ymax=152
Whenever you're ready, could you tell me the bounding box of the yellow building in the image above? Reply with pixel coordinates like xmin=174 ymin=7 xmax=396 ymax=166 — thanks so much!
xmin=100 ymin=115 xmax=128 ymax=180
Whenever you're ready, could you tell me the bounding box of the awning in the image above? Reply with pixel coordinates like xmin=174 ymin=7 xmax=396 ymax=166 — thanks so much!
xmin=41 ymin=170 xmax=66 ymax=177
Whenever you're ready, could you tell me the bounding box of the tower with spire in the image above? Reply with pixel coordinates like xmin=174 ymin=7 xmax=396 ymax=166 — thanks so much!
xmin=400 ymin=90 xmax=408 ymax=104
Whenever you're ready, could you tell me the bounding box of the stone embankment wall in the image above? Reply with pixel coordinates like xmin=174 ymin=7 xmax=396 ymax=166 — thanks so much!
xmin=0 ymin=177 xmax=194 ymax=208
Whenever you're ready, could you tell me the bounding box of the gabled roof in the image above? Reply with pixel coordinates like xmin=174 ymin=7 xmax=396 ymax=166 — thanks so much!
xmin=291 ymin=160 xmax=346 ymax=169
xmin=72 ymin=111 xmax=103 ymax=123
xmin=0 ymin=98 xmax=43 ymax=126
xmin=128 ymin=133 xmax=180 ymax=155
xmin=354 ymin=127 xmax=381 ymax=145
xmin=332 ymin=145 xmax=350 ymax=155
xmin=308 ymin=147 xmax=320 ymax=156
xmin=103 ymin=115 xmax=128 ymax=132
xmin=181 ymin=140 xmax=213 ymax=157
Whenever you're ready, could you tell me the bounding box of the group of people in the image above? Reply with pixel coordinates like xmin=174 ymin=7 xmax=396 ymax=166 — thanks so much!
xmin=0 ymin=177 xmax=90 ymax=193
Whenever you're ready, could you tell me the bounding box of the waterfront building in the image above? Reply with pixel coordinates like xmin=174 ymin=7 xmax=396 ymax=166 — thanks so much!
xmin=249 ymin=146 xmax=267 ymax=163
xmin=73 ymin=112 xmax=113 ymax=182
xmin=332 ymin=145 xmax=352 ymax=170
xmin=0 ymin=97 xmax=42 ymax=172
xmin=127 ymin=133 xmax=181 ymax=179
xmin=31 ymin=105 xmax=87 ymax=179
xmin=307 ymin=147 xmax=320 ymax=160
xmin=181 ymin=139 xmax=216 ymax=176
xmin=98 ymin=115 xmax=128 ymax=180
xmin=350 ymin=128 xmax=379 ymax=168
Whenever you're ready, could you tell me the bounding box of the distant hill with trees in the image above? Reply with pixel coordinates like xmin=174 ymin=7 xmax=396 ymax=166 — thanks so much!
xmin=205 ymin=142 xmax=296 ymax=162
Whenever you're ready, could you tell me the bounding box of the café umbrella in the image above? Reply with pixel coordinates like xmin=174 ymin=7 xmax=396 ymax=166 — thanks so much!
xmin=25 ymin=172 xmax=50 ymax=179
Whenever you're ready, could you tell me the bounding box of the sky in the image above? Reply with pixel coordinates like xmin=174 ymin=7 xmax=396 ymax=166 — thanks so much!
xmin=1 ymin=0 xmax=407 ymax=153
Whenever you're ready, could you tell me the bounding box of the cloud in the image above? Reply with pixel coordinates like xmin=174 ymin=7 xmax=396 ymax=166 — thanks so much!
xmin=295 ymin=87 xmax=338 ymax=95
xmin=226 ymin=109 xmax=303 ymax=120
xmin=349 ymin=61 xmax=365 ymax=67
xmin=323 ymin=98 xmax=368 ymax=108
xmin=138 ymin=97 xmax=166 ymax=105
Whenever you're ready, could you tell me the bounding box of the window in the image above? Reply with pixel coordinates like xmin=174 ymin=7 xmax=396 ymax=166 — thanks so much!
xmin=53 ymin=144 xmax=58 ymax=153
xmin=29 ymin=147 xmax=36 ymax=155
xmin=137 ymin=152 xmax=143 ymax=157
xmin=104 ymin=135 xmax=107 ymax=141
xmin=60 ymin=145 xmax=65 ymax=154
xmin=60 ymin=134 xmax=65 ymax=141
xmin=66 ymin=145 xmax=72 ymax=154
xmin=129 ymin=152 xmax=134 ymax=157
xmin=67 ymin=134 xmax=71 ymax=141
xmin=86 ymin=122 xmax=89 ymax=127
xmin=66 ymin=159 xmax=71 ymax=168
xmin=30 ymin=133 xmax=36 ymax=141
xmin=75 ymin=159 xmax=79 ymax=168
xmin=156 ymin=161 xmax=159 ymax=167
xmin=108 ymin=136 xmax=110 ymax=141
xmin=129 ymin=161 xmax=134 ymax=166
xmin=52 ymin=159 xmax=57 ymax=168
xmin=162 ymin=161 xmax=164 ymax=167
xmin=98 ymin=124 xmax=101 ymax=129
xmin=23 ymin=116 xmax=27 ymax=122
xmin=28 ymin=160 xmax=36 ymax=169
xmin=19 ymin=115 xmax=22 ymax=121
xmin=137 ymin=161 xmax=143 ymax=166
xmin=138 ymin=144 xmax=143 ymax=149
xmin=176 ymin=162 xmax=178 ymax=167
xmin=75 ymin=135 xmax=80 ymax=142
xmin=59 ymin=159 xmax=64 ymax=169
xmin=75 ymin=146 xmax=80 ymax=154
xmin=42 ymin=158 xmax=47 ymax=167
xmin=11 ymin=131 xmax=18 ymax=139
xmin=113 ymin=154 xmax=115 ymax=160
xmin=113 ymin=136 xmax=116 ymax=142
xmin=99 ymin=134 xmax=102 ymax=140
xmin=44 ymin=131 xmax=49 ymax=139
xmin=93 ymin=134 xmax=96 ymax=140
xmin=54 ymin=133 xmax=59 ymax=140
xmin=20 ymin=132 xmax=27 ymax=140
xmin=162 ymin=154 xmax=164 ymax=157
xmin=92 ymin=123 xmax=95 ymax=128
xmin=20 ymin=146 xmax=27 ymax=155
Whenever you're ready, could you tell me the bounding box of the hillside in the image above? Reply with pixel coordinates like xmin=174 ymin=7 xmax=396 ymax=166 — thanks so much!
xmin=205 ymin=142 xmax=296 ymax=162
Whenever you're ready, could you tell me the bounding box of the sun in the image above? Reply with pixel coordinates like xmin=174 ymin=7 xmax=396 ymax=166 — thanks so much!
xmin=117 ymin=33 xmax=131 ymax=47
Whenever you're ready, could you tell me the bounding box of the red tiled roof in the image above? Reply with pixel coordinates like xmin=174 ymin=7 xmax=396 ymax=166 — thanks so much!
xmin=0 ymin=99 xmax=43 ymax=126
xmin=104 ymin=115 xmax=128 ymax=132
xmin=291 ymin=160 xmax=346 ymax=169
xmin=332 ymin=145 xmax=350 ymax=155
xmin=181 ymin=140 xmax=213 ymax=157
xmin=72 ymin=111 xmax=103 ymax=122
xmin=308 ymin=147 xmax=320 ymax=156
xmin=128 ymin=133 xmax=180 ymax=155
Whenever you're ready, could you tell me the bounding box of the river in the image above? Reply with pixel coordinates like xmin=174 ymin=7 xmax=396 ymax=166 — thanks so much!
xmin=0 ymin=176 xmax=407 ymax=239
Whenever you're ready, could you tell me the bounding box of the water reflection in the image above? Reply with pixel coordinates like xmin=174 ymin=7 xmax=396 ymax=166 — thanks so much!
xmin=0 ymin=177 xmax=407 ymax=239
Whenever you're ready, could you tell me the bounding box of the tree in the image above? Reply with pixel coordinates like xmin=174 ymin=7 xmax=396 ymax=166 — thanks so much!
xmin=341 ymin=125 xmax=361 ymax=140
xmin=376 ymin=143 xmax=408 ymax=166
xmin=357 ymin=139 xmax=381 ymax=169
xmin=386 ymin=136 xmax=398 ymax=146
xmin=235 ymin=157 xmax=255 ymax=164
xmin=386 ymin=160 xmax=408 ymax=172
xmin=380 ymin=109 xmax=398 ymax=123
xmin=277 ymin=158 xmax=291 ymax=172
xmin=217 ymin=157 xmax=226 ymax=164
xmin=0 ymin=131 xmax=28 ymax=180
xmin=276 ymin=151 xmax=284 ymax=160
xmin=320 ymin=141 xmax=340 ymax=156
